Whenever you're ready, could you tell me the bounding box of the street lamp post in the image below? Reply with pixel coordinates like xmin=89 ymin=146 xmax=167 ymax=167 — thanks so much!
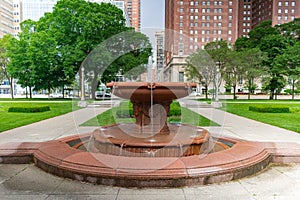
xmin=81 ymin=66 xmax=85 ymax=101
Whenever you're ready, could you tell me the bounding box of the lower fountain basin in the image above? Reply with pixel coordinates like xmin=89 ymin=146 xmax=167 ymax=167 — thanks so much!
xmin=75 ymin=124 xmax=229 ymax=157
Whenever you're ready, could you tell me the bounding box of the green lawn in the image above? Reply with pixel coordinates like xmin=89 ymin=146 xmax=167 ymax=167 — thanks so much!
xmin=220 ymin=102 xmax=300 ymax=133
xmin=0 ymin=101 xmax=79 ymax=132
xmin=81 ymin=101 xmax=219 ymax=127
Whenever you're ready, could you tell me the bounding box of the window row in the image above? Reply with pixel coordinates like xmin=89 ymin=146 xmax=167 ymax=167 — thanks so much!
xmin=278 ymin=8 xmax=296 ymax=14
xmin=278 ymin=15 xmax=296 ymax=21
xmin=278 ymin=1 xmax=296 ymax=6
xmin=181 ymin=15 xmax=233 ymax=20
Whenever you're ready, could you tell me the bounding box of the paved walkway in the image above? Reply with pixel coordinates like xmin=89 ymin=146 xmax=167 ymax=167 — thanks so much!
xmin=1 ymin=100 xmax=300 ymax=199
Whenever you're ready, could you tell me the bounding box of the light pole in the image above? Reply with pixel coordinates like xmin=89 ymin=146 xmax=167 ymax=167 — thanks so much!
xmin=81 ymin=66 xmax=85 ymax=101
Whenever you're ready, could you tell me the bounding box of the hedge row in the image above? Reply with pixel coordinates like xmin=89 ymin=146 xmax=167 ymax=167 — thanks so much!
xmin=249 ymin=106 xmax=290 ymax=113
xmin=115 ymin=101 xmax=182 ymax=118
xmin=8 ymin=106 xmax=50 ymax=113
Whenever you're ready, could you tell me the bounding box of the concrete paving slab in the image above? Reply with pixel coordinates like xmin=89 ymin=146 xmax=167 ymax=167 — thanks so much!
xmin=52 ymin=180 xmax=119 ymax=195
xmin=0 ymin=195 xmax=48 ymax=200
xmin=0 ymin=164 xmax=28 ymax=183
xmin=0 ymin=165 xmax=63 ymax=195
xmin=116 ymin=194 xmax=186 ymax=200
xmin=46 ymin=194 xmax=117 ymax=200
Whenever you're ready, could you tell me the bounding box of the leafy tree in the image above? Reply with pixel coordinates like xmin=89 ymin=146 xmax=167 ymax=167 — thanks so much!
xmin=224 ymin=50 xmax=244 ymax=99
xmin=0 ymin=35 xmax=14 ymax=98
xmin=185 ymin=49 xmax=215 ymax=99
xmin=205 ymin=40 xmax=230 ymax=100
xmin=7 ymin=20 xmax=36 ymax=98
xmin=276 ymin=18 xmax=300 ymax=40
xmin=240 ymin=48 xmax=267 ymax=99
xmin=274 ymin=41 xmax=300 ymax=100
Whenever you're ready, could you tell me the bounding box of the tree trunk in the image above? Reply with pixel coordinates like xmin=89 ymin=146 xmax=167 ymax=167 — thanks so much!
xmin=292 ymin=79 xmax=295 ymax=100
xmin=62 ymin=86 xmax=65 ymax=99
xmin=9 ymin=77 xmax=14 ymax=99
xmin=205 ymin=85 xmax=208 ymax=100
xmin=25 ymin=87 xmax=28 ymax=98
xmin=233 ymin=85 xmax=236 ymax=100
xmin=91 ymin=70 xmax=99 ymax=99
xmin=248 ymin=80 xmax=251 ymax=100
xmin=269 ymin=90 xmax=274 ymax=100
xmin=29 ymin=86 xmax=32 ymax=99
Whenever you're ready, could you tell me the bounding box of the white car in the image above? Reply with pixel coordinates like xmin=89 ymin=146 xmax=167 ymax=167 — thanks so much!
xmin=50 ymin=93 xmax=63 ymax=98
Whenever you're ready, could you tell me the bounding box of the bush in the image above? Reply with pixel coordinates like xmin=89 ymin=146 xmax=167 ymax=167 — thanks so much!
xmin=249 ymin=106 xmax=290 ymax=113
xmin=8 ymin=106 xmax=50 ymax=113
xmin=169 ymin=101 xmax=181 ymax=116
xmin=115 ymin=108 xmax=133 ymax=118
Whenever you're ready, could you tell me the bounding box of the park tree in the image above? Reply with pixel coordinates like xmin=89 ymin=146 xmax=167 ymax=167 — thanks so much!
xmin=7 ymin=20 xmax=36 ymax=98
xmin=185 ymin=49 xmax=215 ymax=99
xmin=240 ymin=48 xmax=267 ymax=99
xmin=223 ymin=50 xmax=244 ymax=99
xmin=0 ymin=35 xmax=14 ymax=99
xmin=259 ymin=34 xmax=293 ymax=99
xmin=273 ymin=41 xmax=300 ymax=100
xmin=205 ymin=40 xmax=230 ymax=100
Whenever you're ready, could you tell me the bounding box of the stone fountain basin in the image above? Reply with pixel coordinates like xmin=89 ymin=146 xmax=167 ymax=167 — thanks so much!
xmin=2 ymin=135 xmax=300 ymax=187
xmin=107 ymin=82 xmax=196 ymax=102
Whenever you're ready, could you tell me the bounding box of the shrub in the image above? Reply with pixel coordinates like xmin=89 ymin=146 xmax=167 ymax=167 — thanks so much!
xmin=169 ymin=101 xmax=181 ymax=116
xmin=115 ymin=108 xmax=133 ymax=118
xmin=249 ymin=106 xmax=290 ymax=113
xmin=8 ymin=106 xmax=50 ymax=113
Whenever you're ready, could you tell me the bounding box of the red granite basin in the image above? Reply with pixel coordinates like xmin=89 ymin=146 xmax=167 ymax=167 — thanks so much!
xmin=106 ymin=82 xmax=196 ymax=102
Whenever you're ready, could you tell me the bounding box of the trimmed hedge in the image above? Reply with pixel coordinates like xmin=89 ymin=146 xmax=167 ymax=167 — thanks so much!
xmin=249 ymin=106 xmax=290 ymax=113
xmin=115 ymin=109 xmax=133 ymax=118
xmin=115 ymin=101 xmax=182 ymax=118
xmin=8 ymin=106 xmax=50 ymax=113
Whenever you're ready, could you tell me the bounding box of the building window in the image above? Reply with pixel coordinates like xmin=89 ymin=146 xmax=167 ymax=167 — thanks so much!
xmin=219 ymin=8 xmax=222 ymax=13
xmin=291 ymin=2 xmax=295 ymax=6
xmin=229 ymin=15 xmax=233 ymax=20
xmin=180 ymin=22 xmax=183 ymax=27
xmin=228 ymin=22 xmax=232 ymax=27
xmin=202 ymin=15 xmax=206 ymax=20
xmin=180 ymin=30 xmax=183 ymax=34
xmin=202 ymin=30 xmax=205 ymax=34
xmin=229 ymin=8 xmax=233 ymax=13
xmin=218 ymin=30 xmax=222 ymax=34
xmin=278 ymin=9 xmax=282 ymax=13
xmin=285 ymin=9 xmax=288 ymax=13
xmin=285 ymin=1 xmax=289 ymax=6
xmin=179 ymin=72 xmax=184 ymax=82
xmin=195 ymin=8 xmax=199 ymax=13
xmin=291 ymin=16 xmax=295 ymax=20
xmin=202 ymin=8 xmax=206 ymax=13
xmin=180 ymin=15 xmax=184 ymax=20
xmin=228 ymin=30 xmax=232 ymax=34
xmin=206 ymin=30 xmax=210 ymax=34
xmin=190 ymin=1 xmax=194 ymax=5
xmin=180 ymin=8 xmax=184 ymax=13
xmin=218 ymin=22 xmax=222 ymax=27
xmin=195 ymin=15 xmax=199 ymax=19
xmin=284 ymin=16 xmax=288 ymax=20
xmin=291 ymin=9 xmax=295 ymax=13
xmin=206 ymin=22 xmax=210 ymax=27
xmin=180 ymin=1 xmax=184 ymax=5
xmin=278 ymin=1 xmax=282 ymax=6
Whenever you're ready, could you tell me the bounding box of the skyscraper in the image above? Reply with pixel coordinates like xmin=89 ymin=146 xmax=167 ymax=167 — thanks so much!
xmin=164 ymin=0 xmax=300 ymax=82
xmin=122 ymin=0 xmax=140 ymax=31
xmin=0 ymin=0 xmax=15 ymax=38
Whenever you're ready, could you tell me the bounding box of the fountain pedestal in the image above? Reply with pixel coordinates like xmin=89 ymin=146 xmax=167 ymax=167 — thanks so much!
xmin=107 ymin=82 xmax=196 ymax=135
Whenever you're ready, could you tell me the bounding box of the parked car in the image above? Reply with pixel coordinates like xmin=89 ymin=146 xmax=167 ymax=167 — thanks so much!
xmin=50 ymin=93 xmax=63 ymax=98
xmin=95 ymin=91 xmax=111 ymax=99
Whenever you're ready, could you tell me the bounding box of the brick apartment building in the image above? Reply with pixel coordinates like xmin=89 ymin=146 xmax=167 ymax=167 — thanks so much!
xmin=164 ymin=0 xmax=300 ymax=82
xmin=123 ymin=0 xmax=140 ymax=31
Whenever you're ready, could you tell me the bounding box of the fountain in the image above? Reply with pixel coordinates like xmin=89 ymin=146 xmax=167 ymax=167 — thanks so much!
xmin=1 ymin=56 xmax=296 ymax=187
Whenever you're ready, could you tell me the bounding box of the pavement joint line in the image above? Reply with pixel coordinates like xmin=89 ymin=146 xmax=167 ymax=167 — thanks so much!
xmin=181 ymin=188 xmax=187 ymax=200
xmin=115 ymin=187 xmax=120 ymax=200
xmin=273 ymin=165 xmax=300 ymax=184
xmin=237 ymin=180 xmax=258 ymax=200
xmin=1 ymin=164 xmax=29 ymax=185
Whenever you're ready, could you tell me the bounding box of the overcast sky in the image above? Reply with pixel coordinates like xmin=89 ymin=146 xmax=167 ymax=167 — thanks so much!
xmin=141 ymin=0 xmax=164 ymax=28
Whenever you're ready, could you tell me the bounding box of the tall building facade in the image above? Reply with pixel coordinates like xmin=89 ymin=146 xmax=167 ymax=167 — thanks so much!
xmin=164 ymin=0 xmax=300 ymax=82
xmin=122 ymin=0 xmax=140 ymax=31
xmin=0 ymin=0 xmax=14 ymax=37
xmin=155 ymin=31 xmax=165 ymax=81
xmin=20 ymin=0 xmax=57 ymax=21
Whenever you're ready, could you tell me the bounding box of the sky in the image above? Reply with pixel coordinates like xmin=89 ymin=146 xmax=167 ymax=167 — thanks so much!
xmin=141 ymin=0 xmax=164 ymax=29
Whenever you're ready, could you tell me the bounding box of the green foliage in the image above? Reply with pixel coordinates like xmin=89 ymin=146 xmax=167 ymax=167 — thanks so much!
xmin=169 ymin=101 xmax=181 ymax=116
xmin=8 ymin=106 xmax=50 ymax=113
xmin=249 ymin=106 xmax=290 ymax=113
xmin=81 ymin=101 xmax=219 ymax=127
xmin=221 ymin=102 xmax=300 ymax=133
xmin=0 ymin=101 xmax=77 ymax=132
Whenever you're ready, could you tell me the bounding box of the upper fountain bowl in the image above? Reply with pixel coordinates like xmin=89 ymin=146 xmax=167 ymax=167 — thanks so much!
xmin=106 ymin=82 xmax=196 ymax=103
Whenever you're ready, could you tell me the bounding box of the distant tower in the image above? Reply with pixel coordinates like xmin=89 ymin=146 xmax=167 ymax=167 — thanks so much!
xmin=122 ymin=0 xmax=141 ymax=31
xmin=155 ymin=31 xmax=165 ymax=82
